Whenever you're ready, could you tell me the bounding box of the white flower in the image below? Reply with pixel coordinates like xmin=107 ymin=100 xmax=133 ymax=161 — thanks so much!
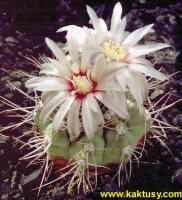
xmin=57 ymin=2 xmax=170 ymax=112
xmin=26 ymin=38 xmax=129 ymax=139
xmin=86 ymin=3 xmax=170 ymax=111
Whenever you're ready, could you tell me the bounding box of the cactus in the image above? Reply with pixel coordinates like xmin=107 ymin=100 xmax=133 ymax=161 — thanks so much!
xmin=1 ymin=2 xmax=180 ymax=196
xmin=35 ymin=104 xmax=151 ymax=165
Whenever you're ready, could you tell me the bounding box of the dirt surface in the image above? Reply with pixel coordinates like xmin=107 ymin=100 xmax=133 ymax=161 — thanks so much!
xmin=0 ymin=0 xmax=182 ymax=199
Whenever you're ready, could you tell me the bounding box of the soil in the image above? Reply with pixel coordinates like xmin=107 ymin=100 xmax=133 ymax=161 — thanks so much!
xmin=0 ymin=0 xmax=182 ymax=199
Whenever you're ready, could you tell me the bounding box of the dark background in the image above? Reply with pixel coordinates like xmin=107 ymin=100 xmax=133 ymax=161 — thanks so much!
xmin=0 ymin=0 xmax=182 ymax=199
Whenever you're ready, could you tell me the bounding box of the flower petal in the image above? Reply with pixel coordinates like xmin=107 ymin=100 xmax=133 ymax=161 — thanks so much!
xmin=57 ymin=25 xmax=83 ymax=33
xmin=91 ymin=103 xmax=105 ymax=128
xmin=45 ymin=38 xmax=70 ymax=67
xmin=134 ymin=72 xmax=149 ymax=100
xmin=48 ymin=57 xmax=71 ymax=78
xmin=81 ymin=97 xmax=94 ymax=138
xmin=122 ymin=24 xmax=154 ymax=50
xmin=91 ymin=59 xmax=107 ymax=81
xmin=53 ymin=95 xmax=76 ymax=131
xmin=106 ymin=90 xmax=127 ymax=108
xmin=40 ymin=92 xmax=70 ymax=123
xmin=129 ymin=63 xmax=168 ymax=80
xmin=86 ymin=93 xmax=98 ymax=112
xmin=25 ymin=77 xmax=44 ymax=88
xmin=116 ymin=73 xmax=127 ymax=91
xmin=96 ymin=82 xmax=123 ymax=91
xmin=83 ymin=26 xmax=95 ymax=40
xmin=98 ymin=18 xmax=107 ymax=34
xmin=125 ymin=70 xmax=143 ymax=109
xmin=71 ymin=61 xmax=80 ymax=74
xmin=25 ymin=77 xmax=69 ymax=89
xmin=67 ymin=31 xmax=80 ymax=67
xmin=39 ymin=63 xmax=61 ymax=76
xmin=131 ymin=57 xmax=153 ymax=68
xmin=94 ymin=91 xmax=129 ymax=119
xmin=115 ymin=16 xmax=127 ymax=43
xmin=110 ymin=2 xmax=122 ymax=38
xmin=87 ymin=49 xmax=105 ymax=66
xmin=86 ymin=5 xmax=99 ymax=30
xmin=80 ymin=52 xmax=90 ymax=73
xmin=95 ymin=33 xmax=105 ymax=45
xmin=86 ymin=5 xmax=107 ymax=34
xmin=35 ymin=82 xmax=71 ymax=91
xmin=100 ymin=62 xmax=128 ymax=81
xmin=126 ymin=43 xmax=170 ymax=60
xmin=41 ymin=91 xmax=62 ymax=104
xmin=26 ymin=76 xmax=71 ymax=91
xmin=67 ymin=99 xmax=81 ymax=137
xmin=58 ymin=26 xmax=91 ymax=50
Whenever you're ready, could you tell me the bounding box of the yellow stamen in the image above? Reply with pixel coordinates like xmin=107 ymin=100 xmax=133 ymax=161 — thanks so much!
xmin=103 ymin=40 xmax=126 ymax=61
xmin=74 ymin=76 xmax=92 ymax=94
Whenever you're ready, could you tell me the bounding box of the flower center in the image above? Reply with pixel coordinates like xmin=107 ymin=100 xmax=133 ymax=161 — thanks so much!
xmin=103 ymin=40 xmax=126 ymax=61
xmin=74 ymin=75 xmax=93 ymax=94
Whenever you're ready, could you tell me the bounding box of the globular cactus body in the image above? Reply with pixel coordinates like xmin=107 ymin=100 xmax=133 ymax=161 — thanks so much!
xmin=35 ymin=104 xmax=152 ymax=173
